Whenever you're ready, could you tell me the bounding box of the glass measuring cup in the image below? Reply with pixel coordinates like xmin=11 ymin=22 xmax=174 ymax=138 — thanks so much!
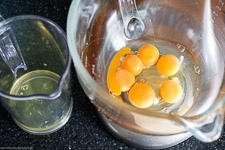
xmin=67 ymin=0 xmax=225 ymax=148
xmin=0 ymin=15 xmax=72 ymax=135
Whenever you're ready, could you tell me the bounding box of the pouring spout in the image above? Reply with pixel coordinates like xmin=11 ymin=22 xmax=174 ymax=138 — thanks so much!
xmin=178 ymin=98 xmax=225 ymax=142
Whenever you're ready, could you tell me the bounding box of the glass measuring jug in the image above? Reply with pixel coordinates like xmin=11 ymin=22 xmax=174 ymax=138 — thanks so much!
xmin=0 ymin=15 xmax=72 ymax=135
xmin=67 ymin=0 xmax=225 ymax=148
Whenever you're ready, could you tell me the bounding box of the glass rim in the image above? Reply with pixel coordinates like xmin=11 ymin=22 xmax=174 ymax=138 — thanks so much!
xmin=67 ymin=0 xmax=225 ymax=136
xmin=0 ymin=15 xmax=71 ymax=100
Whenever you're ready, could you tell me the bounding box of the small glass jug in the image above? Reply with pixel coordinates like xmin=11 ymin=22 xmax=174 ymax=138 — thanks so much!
xmin=0 ymin=15 xmax=73 ymax=135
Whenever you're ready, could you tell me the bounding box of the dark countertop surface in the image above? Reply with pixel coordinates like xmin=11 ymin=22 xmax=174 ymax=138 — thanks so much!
xmin=0 ymin=0 xmax=225 ymax=150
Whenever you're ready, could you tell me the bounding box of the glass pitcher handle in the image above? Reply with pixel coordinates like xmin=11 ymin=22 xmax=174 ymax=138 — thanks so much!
xmin=118 ymin=0 xmax=145 ymax=39
xmin=0 ymin=15 xmax=27 ymax=78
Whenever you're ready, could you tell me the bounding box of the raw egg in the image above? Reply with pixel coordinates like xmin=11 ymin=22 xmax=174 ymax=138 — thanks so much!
xmin=160 ymin=80 xmax=183 ymax=103
xmin=121 ymin=55 xmax=143 ymax=76
xmin=115 ymin=69 xmax=135 ymax=92
xmin=157 ymin=54 xmax=180 ymax=76
xmin=128 ymin=83 xmax=155 ymax=108
xmin=107 ymin=48 xmax=133 ymax=95
xmin=137 ymin=44 xmax=159 ymax=66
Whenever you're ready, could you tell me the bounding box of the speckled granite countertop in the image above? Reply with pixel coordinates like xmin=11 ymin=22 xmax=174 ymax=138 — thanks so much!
xmin=0 ymin=0 xmax=224 ymax=149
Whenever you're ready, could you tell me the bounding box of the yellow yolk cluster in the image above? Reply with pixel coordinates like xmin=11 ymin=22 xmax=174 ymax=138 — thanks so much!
xmin=107 ymin=44 xmax=183 ymax=109
xmin=107 ymin=48 xmax=133 ymax=96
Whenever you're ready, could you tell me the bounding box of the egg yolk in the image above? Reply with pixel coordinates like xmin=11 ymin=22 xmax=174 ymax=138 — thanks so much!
xmin=137 ymin=44 xmax=159 ymax=66
xmin=128 ymin=83 xmax=155 ymax=108
xmin=107 ymin=48 xmax=133 ymax=96
xmin=121 ymin=55 xmax=143 ymax=76
xmin=115 ymin=69 xmax=135 ymax=92
xmin=157 ymin=54 xmax=180 ymax=76
xmin=160 ymin=80 xmax=183 ymax=103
